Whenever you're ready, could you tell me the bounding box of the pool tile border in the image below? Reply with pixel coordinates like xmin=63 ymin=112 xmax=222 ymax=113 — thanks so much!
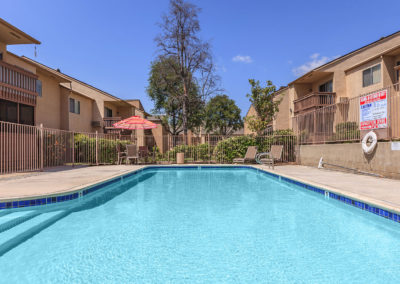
xmin=0 ymin=165 xmax=399 ymax=225
xmin=255 ymin=166 xmax=400 ymax=224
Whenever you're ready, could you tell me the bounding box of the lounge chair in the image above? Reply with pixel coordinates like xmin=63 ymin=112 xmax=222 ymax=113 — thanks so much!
xmin=233 ymin=146 xmax=258 ymax=164
xmin=126 ymin=145 xmax=139 ymax=165
xmin=256 ymin=145 xmax=283 ymax=169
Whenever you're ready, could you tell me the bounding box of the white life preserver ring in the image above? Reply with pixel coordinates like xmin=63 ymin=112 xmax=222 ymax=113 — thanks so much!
xmin=362 ymin=131 xmax=377 ymax=154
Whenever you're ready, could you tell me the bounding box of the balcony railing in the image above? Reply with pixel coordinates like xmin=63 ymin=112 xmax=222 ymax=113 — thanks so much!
xmin=294 ymin=92 xmax=336 ymax=114
xmin=103 ymin=117 xmax=122 ymax=128
xmin=0 ymin=60 xmax=38 ymax=106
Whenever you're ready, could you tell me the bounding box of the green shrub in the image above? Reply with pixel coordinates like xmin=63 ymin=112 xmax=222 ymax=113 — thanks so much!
xmin=74 ymin=134 xmax=130 ymax=164
xmin=213 ymin=130 xmax=296 ymax=163
xmin=213 ymin=136 xmax=256 ymax=163
xmin=332 ymin=122 xmax=360 ymax=141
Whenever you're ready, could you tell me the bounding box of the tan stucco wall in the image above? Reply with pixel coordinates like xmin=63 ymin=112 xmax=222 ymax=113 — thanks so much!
xmin=3 ymin=52 xmax=36 ymax=74
xmin=60 ymin=81 xmax=112 ymax=125
xmin=117 ymin=105 xmax=134 ymax=119
xmin=244 ymin=88 xmax=291 ymax=134
xmin=103 ymin=102 xmax=118 ymax=117
xmin=299 ymin=142 xmax=400 ymax=179
xmin=345 ymin=57 xmax=383 ymax=98
xmin=244 ymin=105 xmax=257 ymax=135
xmin=68 ymin=91 xmax=93 ymax=133
xmin=311 ymin=74 xmax=334 ymax=93
xmin=318 ymin=34 xmax=400 ymax=99
xmin=60 ymin=87 xmax=70 ymax=130
xmin=35 ymin=72 xmax=62 ymax=129
xmin=0 ymin=42 xmax=6 ymax=55
xmin=273 ymin=90 xmax=291 ymax=130
xmin=151 ymin=123 xmax=168 ymax=153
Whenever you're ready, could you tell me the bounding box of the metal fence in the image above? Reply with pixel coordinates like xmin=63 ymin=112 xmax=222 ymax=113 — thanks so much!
xmin=293 ymin=84 xmax=400 ymax=144
xmin=0 ymin=120 xmax=297 ymax=174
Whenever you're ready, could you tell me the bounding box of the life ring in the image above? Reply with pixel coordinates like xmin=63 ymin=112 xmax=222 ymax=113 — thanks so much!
xmin=362 ymin=131 xmax=377 ymax=154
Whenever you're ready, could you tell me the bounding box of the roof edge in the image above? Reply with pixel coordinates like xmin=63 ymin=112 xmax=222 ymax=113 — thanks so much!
xmin=288 ymin=29 xmax=400 ymax=86
xmin=0 ymin=18 xmax=41 ymax=45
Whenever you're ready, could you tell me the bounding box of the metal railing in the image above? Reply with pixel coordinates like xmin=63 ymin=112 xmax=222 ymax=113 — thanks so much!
xmin=293 ymin=84 xmax=400 ymax=144
xmin=293 ymin=92 xmax=336 ymax=114
xmin=0 ymin=120 xmax=297 ymax=174
xmin=103 ymin=117 xmax=121 ymax=128
xmin=0 ymin=60 xmax=38 ymax=106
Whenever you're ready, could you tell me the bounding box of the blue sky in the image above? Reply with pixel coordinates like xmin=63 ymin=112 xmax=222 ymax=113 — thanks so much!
xmin=3 ymin=0 xmax=400 ymax=115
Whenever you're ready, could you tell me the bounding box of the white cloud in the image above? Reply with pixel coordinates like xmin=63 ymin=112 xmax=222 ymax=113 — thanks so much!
xmin=292 ymin=53 xmax=338 ymax=76
xmin=232 ymin=55 xmax=253 ymax=63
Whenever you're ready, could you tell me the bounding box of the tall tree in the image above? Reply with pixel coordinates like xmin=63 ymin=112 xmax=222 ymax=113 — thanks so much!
xmin=204 ymin=95 xmax=243 ymax=136
xmin=155 ymin=0 xmax=218 ymax=140
xmin=244 ymin=79 xmax=281 ymax=136
xmin=147 ymin=57 xmax=203 ymax=135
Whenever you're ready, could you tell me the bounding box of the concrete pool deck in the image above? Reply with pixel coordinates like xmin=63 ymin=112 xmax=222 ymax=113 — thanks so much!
xmin=255 ymin=164 xmax=400 ymax=214
xmin=0 ymin=165 xmax=146 ymax=201
xmin=0 ymin=164 xmax=399 ymax=213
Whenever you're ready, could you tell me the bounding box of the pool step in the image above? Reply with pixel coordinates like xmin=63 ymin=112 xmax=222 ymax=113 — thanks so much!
xmin=0 ymin=210 xmax=69 ymax=256
xmin=0 ymin=211 xmax=40 ymax=233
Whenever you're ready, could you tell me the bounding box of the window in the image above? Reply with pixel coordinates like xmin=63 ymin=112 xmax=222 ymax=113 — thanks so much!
xmin=0 ymin=53 xmax=2 ymax=60
xmin=396 ymin=61 xmax=400 ymax=82
xmin=69 ymin=98 xmax=80 ymax=114
xmin=19 ymin=104 xmax=34 ymax=125
xmin=362 ymin=64 xmax=381 ymax=87
xmin=36 ymin=80 xmax=42 ymax=97
xmin=319 ymin=80 xmax=333 ymax=92
xmin=0 ymin=100 xmax=35 ymax=125
xmin=0 ymin=99 xmax=18 ymax=123
xmin=104 ymin=107 xmax=113 ymax=117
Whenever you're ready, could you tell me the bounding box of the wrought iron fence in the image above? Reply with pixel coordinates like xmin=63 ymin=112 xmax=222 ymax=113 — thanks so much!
xmin=293 ymin=84 xmax=400 ymax=144
xmin=0 ymin=120 xmax=297 ymax=174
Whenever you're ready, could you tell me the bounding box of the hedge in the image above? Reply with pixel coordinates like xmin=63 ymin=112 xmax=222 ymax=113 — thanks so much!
xmin=74 ymin=134 xmax=131 ymax=164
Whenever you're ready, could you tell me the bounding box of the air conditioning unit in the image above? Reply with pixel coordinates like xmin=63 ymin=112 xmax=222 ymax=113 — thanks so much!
xmin=91 ymin=120 xmax=102 ymax=127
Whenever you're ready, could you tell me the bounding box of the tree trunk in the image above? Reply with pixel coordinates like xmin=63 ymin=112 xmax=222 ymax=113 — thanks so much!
xmin=182 ymin=84 xmax=189 ymax=145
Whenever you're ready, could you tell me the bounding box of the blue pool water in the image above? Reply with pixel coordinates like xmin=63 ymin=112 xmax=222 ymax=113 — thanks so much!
xmin=0 ymin=167 xmax=400 ymax=283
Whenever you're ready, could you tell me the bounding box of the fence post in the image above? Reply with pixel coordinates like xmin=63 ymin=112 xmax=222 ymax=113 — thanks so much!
xmin=208 ymin=134 xmax=210 ymax=164
xmin=96 ymin=131 xmax=99 ymax=166
xmin=72 ymin=132 xmax=75 ymax=167
xmin=40 ymin=123 xmax=44 ymax=171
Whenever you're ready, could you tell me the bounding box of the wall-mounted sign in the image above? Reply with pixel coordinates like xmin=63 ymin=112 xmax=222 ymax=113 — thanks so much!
xmin=391 ymin=142 xmax=400 ymax=151
xmin=359 ymin=89 xmax=388 ymax=130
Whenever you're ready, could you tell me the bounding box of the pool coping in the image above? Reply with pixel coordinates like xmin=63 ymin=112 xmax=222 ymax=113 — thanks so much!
xmin=1 ymin=165 xmax=400 ymax=224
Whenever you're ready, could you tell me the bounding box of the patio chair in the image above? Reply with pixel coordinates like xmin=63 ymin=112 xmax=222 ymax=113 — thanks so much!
xmin=126 ymin=145 xmax=139 ymax=165
xmin=256 ymin=145 xmax=284 ymax=169
xmin=116 ymin=143 xmax=127 ymax=165
xmin=233 ymin=146 xmax=258 ymax=164
xmin=138 ymin=146 xmax=149 ymax=163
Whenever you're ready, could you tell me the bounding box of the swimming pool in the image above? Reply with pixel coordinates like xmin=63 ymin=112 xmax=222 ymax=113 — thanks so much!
xmin=0 ymin=166 xmax=399 ymax=283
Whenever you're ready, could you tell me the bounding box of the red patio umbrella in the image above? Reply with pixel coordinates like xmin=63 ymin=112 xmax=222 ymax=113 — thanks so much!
xmin=113 ymin=116 xmax=157 ymax=130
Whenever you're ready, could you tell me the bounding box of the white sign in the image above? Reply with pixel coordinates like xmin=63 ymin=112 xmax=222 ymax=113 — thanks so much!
xmin=359 ymin=89 xmax=388 ymax=130
xmin=391 ymin=142 xmax=400 ymax=151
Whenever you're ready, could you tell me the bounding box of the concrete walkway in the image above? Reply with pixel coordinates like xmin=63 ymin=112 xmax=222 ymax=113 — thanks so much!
xmin=256 ymin=165 xmax=400 ymax=213
xmin=1 ymin=164 xmax=400 ymax=213
xmin=0 ymin=165 xmax=145 ymax=201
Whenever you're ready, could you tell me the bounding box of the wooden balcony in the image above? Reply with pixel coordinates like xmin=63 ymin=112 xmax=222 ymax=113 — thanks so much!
xmin=0 ymin=60 xmax=38 ymax=106
xmin=294 ymin=92 xmax=336 ymax=114
xmin=103 ymin=117 xmax=121 ymax=129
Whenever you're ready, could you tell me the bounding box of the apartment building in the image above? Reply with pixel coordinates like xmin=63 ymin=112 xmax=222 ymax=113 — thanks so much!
xmin=0 ymin=18 xmax=41 ymax=126
xmin=0 ymin=18 xmax=153 ymax=136
xmin=244 ymin=86 xmax=290 ymax=135
xmin=245 ymin=30 xmax=400 ymax=141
